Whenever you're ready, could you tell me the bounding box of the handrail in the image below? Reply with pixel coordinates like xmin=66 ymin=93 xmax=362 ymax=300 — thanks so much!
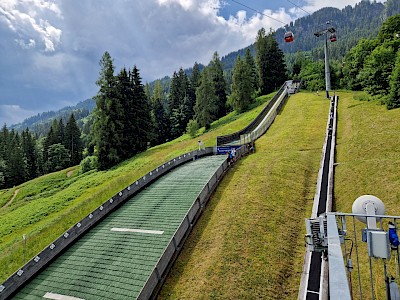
xmin=216 ymin=82 xmax=288 ymax=146
xmin=0 ymin=148 xmax=214 ymax=300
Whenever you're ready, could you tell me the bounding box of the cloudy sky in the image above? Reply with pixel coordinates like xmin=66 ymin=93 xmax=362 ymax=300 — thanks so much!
xmin=0 ymin=0 xmax=384 ymax=126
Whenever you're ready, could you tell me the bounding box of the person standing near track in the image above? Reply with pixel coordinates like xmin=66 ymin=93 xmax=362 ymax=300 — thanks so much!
xmin=198 ymin=140 xmax=205 ymax=150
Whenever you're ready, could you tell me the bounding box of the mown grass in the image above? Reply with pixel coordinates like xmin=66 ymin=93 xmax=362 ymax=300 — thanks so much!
xmin=158 ymin=92 xmax=330 ymax=299
xmin=334 ymin=91 xmax=400 ymax=299
xmin=0 ymin=93 xmax=275 ymax=282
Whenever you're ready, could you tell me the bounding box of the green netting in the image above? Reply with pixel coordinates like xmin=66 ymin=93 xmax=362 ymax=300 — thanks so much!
xmin=13 ymin=155 xmax=226 ymax=300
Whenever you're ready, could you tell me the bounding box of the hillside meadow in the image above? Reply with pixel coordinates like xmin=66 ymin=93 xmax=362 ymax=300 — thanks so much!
xmin=1 ymin=91 xmax=399 ymax=299
xmin=158 ymin=91 xmax=400 ymax=299
xmin=158 ymin=91 xmax=330 ymax=299
xmin=0 ymin=94 xmax=274 ymax=282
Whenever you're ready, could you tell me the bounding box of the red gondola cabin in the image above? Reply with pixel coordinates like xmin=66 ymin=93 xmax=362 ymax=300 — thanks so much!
xmin=330 ymin=33 xmax=337 ymax=42
xmin=284 ymin=31 xmax=294 ymax=43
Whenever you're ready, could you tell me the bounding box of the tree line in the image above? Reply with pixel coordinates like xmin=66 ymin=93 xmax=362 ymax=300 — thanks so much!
xmin=0 ymin=113 xmax=82 ymax=188
xmin=92 ymin=28 xmax=286 ymax=170
xmin=0 ymin=27 xmax=287 ymax=183
xmin=292 ymin=13 xmax=400 ymax=110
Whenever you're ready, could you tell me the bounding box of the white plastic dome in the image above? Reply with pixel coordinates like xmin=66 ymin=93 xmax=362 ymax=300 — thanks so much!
xmin=352 ymin=195 xmax=385 ymax=224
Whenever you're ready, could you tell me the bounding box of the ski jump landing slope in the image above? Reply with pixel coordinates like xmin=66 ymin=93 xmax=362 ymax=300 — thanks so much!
xmin=12 ymin=155 xmax=226 ymax=300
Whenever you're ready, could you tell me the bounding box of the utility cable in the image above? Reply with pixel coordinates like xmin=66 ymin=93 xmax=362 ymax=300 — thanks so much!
xmin=285 ymin=0 xmax=311 ymax=16
xmin=230 ymin=0 xmax=287 ymax=26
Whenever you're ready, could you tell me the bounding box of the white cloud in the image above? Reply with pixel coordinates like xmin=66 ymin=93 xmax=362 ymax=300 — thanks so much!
xmin=0 ymin=104 xmax=40 ymax=126
xmin=157 ymin=0 xmax=196 ymax=11
xmin=0 ymin=0 xmax=62 ymax=51
xmin=15 ymin=38 xmax=35 ymax=49
xmin=0 ymin=0 xmax=390 ymax=126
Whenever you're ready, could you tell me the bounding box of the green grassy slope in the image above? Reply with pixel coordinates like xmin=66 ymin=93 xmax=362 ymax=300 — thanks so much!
xmin=158 ymin=91 xmax=400 ymax=299
xmin=334 ymin=91 xmax=400 ymax=299
xmin=0 ymin=94 xmax=274 ymax=282
xmin=158 ymin=92 xmax=330 ymax=299
xmin=335 ymin=91 xmax=400 ymax=214
xmin=2 ymin=91 xmax=399 ymax=298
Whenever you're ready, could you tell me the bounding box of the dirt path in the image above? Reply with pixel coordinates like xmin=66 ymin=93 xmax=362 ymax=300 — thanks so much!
xmin=67 ymin=170 xmax=74 ymax=177
xmin=3 ymin=188 xmax=20 ymax=209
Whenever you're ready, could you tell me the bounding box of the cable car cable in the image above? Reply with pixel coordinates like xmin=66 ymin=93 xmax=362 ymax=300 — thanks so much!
xmin=285 ymin=0 xmax=311 ymax=16
xmin=230 ymin=0 xmax=287 ymax=26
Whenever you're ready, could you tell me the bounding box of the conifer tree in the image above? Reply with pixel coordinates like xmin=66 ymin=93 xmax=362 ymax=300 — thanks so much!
xmin=151 ymin=80 xmax=169 ymax=145
xmin=131 ymin=65 xmax=151 ymax=152
xmin=57 ymin=119 xmax=65 ymax=146
xmin=244 ymin=48 xmax=259 ymax=93
xmin=21 ymin=128 xmax=38 ymax=180
xmin=43 ymin=125 xmax=56 ymax=163
xmin=195 ymin=68 xmax=218 ymax=129
xmin=0 ymin=158 xmax=5 ymax=188
xmin=168 ymin=68 xmax=193 ymax=138
xmin=256 ymin=28 xmax=269 ymax=95
xmin=208 ymin=52 xmax=227 ymax=118
xmin=117 ymin=67 xmax=134 ymax=159
xmin=0 ymin=124 xmax=9 ymax=165
xmin=191 ymin=62 xmax=201 ymax=90
xmin=256 ymin=28 xmax=287 ymax=94
xmin=231 ymin=55 xmax=253 ymax=113
xmin=93 ymin=51 xmax=122 ymax=170
xmin=7 ymin=131 xmax=26 ymax=186
xmin=65 ymin=113 xmax=83 ymax=166
xmin=168 ymin=71 xmax=180 ymax=118
xmin=45 ymin=143 xmax=70 ymax=172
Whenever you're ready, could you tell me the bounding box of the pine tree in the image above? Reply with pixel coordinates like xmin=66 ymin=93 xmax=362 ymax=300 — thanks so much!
xmin=244 ymin=48 xmax=259 ymax=93
xmin=190 ymin=62 xmax=201 ymax=90
xmin=208 ymin=52 xmax=227 ymax=118
xmin=43 ymin=125 xmax=56 ymax=164
xmin=151 ymin=80 xmax=170 ymax=145
xmin=168 ymin=68 xmax=193 ymax=138
xmin=57 ymin=119 xmax=65 ymax=146
xmin=256 ymin=28 xmax=287 ymax=94
xmin=0 ymin=124 xmax=9 ymax=164
xmin=168 ymin=71 xmax=180 ymax=118
xmin=7 ymin=131 xmax=26 ymax=186
xmin=195 ymin=68 xmax=218 ymax=129
xmin=93 ymin=51 xmax=122 ymax=170
xmin=21 ymin=128 xmax=38 ymax=180
xmin=116 ymin=67 xmax=134 ymax=159
xmin=131 ymin=66 xmax=151 ymax=152
xmin=256 ymin=28 xmax=269 ymax=95
xmin=45 ymin=143 xmax=70 ymax=172
xmin=65 ymin=113 xmax=83 ymax=166
xmin=230 ymin=55 xmax=253 ymax=113
xmin=0 ymin=125 xmax=10 ymax=188
xmin=0 ymin=158 xmax=5 ymax=188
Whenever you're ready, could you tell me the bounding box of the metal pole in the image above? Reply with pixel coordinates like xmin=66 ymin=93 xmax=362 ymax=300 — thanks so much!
xmin=324 ymin=35 xmax=331 ymax=98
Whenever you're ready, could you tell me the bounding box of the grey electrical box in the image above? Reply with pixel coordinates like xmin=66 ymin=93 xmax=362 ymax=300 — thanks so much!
xmin=367 ymin=230 xmax=390 ymax=259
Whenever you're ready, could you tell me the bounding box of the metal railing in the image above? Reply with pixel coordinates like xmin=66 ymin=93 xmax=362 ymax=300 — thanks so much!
xmin=327 ymin=212 xmax=400 ymax=300
xmin=216 ymin=82 xmax=289 ymax=146
xmin=239 ymin=88 xmax=288 ymax=144
xmin=137 ymin=145 xmax=249 ymax=299
xmin=0 ymin=148 xmax=215 ymax=300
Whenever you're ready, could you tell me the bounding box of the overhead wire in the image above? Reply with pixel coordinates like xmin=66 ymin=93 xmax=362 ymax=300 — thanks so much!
xmin=285 ymin=0 xmax=311 ymax=16
xmin=230 ymin=0 xmax=287 ymax=26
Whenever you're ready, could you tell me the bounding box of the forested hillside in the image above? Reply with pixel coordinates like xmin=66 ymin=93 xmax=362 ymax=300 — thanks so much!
xmin=222 ymin=0 xmax=400 ymax=71
xmin=11 ymin=98 xmax=95 ymax=137
xmin=11 ymin=0 xmax=399 ymax=134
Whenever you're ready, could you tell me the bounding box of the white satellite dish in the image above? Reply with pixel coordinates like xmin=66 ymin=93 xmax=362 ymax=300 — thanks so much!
xmin=352 ymin=195 xmax=385 ymax=228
